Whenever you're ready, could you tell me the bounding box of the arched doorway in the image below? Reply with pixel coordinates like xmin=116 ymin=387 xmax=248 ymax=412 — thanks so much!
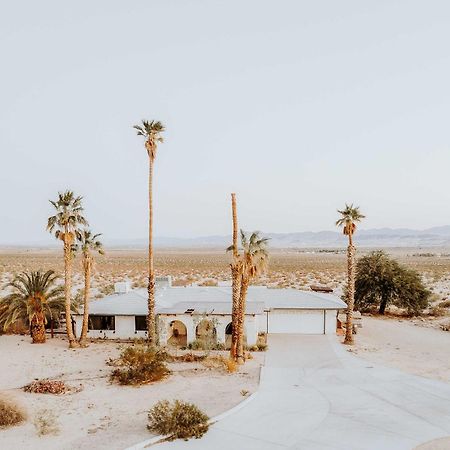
xmin=195 ymin=319 xmax=217 ymax=346
xmin=168 ymin=320 xmax=187 ymax=347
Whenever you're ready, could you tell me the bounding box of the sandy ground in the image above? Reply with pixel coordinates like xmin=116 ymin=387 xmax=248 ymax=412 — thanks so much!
xmin=350 ymin=316 xmax=450 ymax=383
xmin=0 ymin=335 xmax=263 ymax=450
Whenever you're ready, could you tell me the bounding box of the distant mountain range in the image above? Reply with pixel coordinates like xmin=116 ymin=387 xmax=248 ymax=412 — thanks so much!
xmin=4 ymin=226 xmax=450 ymax=249
xmin=107 ymin=226 xmax=450 ymax=249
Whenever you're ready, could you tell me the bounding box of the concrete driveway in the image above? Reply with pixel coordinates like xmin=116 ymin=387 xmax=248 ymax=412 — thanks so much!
xmin=157 ymin=335 xmax=450 ymax=450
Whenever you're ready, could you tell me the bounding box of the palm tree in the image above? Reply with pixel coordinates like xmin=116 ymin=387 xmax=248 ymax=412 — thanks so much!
xmin=133 ymin=119 xmax=165 ymax=345
xmin=47 ymin=191 xmax=88 ymax=348
xmin=233 ymin=231 xmax=269 ymax=363
xmin=0 ymin=271 xmax=65 ymax=343
xmin=336 ymin=203 xmax=365 ymax=345
xmin=75 ymin=230 xmax=104 ymax=347
xmin=228 ymin=193 xmax=242 ymax=360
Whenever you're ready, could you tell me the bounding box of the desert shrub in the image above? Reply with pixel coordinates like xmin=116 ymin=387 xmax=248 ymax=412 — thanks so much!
xmin=257 ymin=343 xmax=268 ymax=351
xmin=167 ymin=352 xmax=206 ymax=363
xmin=34 ymin=409 xmax=59 ymax=436
xmin=429 ymin=306 xmax=447 ymax=317
xmin=439 ymin=299 xmax=450 ymax=308
xmin=198 ymin=279 xmax=218 ymax=287
xmin=0 ymin=397 xmax=26 ymax=429
xmin=148 ymin=400 xmax=209 ymax=440
xmin=240 ymin=389 xmax=249 ymax=396
xmin=24 ymin=380 xmax=68 ymax=395
xmin=187 ymin=340 xmax=224 ymax=351
xmin=110 ymin=346 xmax=170 ymax=385
xmin=202 ymin=355 xmax=237 ymax=373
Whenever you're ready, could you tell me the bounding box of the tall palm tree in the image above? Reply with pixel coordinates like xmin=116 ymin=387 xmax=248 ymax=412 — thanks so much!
xmin=133 ymin=119 xmax=165 ymax=345
xmin=47 ymin=191 xmax=88 ymax=348
xmin=0 ymin=271 xmax=65 ymax=343
xmin=75 ymin=229 xmax=104 ymax=347
xmin=336 ymin=203 xmax=365 ymax=345
xmin=228 ymin=193 xmax=242 ymax=360
xmin=233 ymin=231 xmax=269 ymax=363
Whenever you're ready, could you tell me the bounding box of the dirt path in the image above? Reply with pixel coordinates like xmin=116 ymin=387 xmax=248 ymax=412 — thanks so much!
xmin=351 ymin=316 xmax=450 ymax=383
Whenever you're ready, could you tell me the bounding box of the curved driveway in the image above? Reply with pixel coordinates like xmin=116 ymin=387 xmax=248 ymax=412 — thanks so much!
xmin=157 ymin=335 xmax=450 ymax=450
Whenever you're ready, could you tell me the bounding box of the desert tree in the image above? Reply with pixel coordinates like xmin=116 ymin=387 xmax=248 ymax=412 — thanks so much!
xmin=0 ymin=271 xmax=65 ymax=343
xmin=336 ymin=203 xmax=365 ymax=345
xmin=355 ymin=250 xmax=430 ymax=315
xmin=133 ymin=119 xmax=165 ymax=345
xmin=47 ymin=190 xmax=88 ymax=348
xmin=230 ymin=231 xmax=269 ymax=363
xmin=74 ymin=229 xmax=104 ymax=346
xmin=228 ymin=193 xmax=242 ymax=360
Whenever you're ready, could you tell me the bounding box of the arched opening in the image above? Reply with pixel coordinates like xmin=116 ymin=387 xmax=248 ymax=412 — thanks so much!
xmin=224 ymin=322 xmax=247 ymax=349
xmin=168 ymin=320 xmax=187 ymax=347
xmin=195 ymin=319 xmax=217 ymax=346
xmin=225 ymin=322 xmax=233 ymax=348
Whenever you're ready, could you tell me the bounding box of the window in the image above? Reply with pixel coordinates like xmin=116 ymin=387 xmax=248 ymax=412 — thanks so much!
xmin=88 ymin=315 xmax=115 ymax=331
xmin=135 ymin=316 xmax=147 ymax=331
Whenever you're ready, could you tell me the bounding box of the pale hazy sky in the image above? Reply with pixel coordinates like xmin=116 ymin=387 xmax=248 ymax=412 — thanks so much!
xmin=1 ymin=1 xmax=450 ymax=244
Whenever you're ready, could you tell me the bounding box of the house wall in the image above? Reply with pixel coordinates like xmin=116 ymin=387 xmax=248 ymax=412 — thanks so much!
xmin=158 ymin=314 xmax=259 ymax=347
xmin=73 ymin=314 xmax=144 ymax=339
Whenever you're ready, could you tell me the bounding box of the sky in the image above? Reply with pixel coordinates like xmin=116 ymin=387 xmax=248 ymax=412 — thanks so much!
xmin=1 ymin=1 xmax=450 ymax=244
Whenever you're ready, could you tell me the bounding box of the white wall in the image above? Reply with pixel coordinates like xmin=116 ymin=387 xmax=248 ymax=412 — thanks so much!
xmin=158 ymin=314 xmax=259 ymax=346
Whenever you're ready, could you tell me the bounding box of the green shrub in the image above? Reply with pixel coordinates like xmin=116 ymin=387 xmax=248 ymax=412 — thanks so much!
xmin=148 ymin=400 xmax=209 ymax=440
xmin=110 ymin=346 xmax=170 ymax=385
xmin=0 ymin=397 xmax=26 ymax=429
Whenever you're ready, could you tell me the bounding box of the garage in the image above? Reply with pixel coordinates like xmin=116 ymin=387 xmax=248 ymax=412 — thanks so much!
xmin=268 ymin=309 xmax=326 ymax=334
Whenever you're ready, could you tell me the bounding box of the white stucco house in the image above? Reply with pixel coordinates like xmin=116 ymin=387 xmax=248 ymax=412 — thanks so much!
xmin=73 ymin=278 xmax=346 ymax=346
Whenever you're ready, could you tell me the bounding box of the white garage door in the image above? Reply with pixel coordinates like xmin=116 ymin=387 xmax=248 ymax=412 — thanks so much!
xmin=269 ymin=309 xmax=325 ymax=334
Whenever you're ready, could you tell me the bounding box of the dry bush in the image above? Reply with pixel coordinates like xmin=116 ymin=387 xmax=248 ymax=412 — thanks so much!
xmin=439 ymin=299 xmax=450 ymax=308
xmin=24 ymin=380 xmax=68 ymax=395
xmin=198 ymin=279 xmax=218 ymax=287
xmin=202 ymin=355 xmax=237 ymax=373
xmin=428 ymin=306 xmax=447 ymax=317
xmin=110 ymin=346 xmax=170 ymax=385
xmin=167 ymin=353 xmax=206 ymax=363
xmin=147 ymin=400 xmax=209 ymax=440
xmin=0 ymin=396 xmax=26 ymax=429
xmin=34 ymin=409 xmax=59 ymax=436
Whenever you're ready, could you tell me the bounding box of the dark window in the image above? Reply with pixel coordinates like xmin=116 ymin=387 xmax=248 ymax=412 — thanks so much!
xmin=225 ymin=322 xmax=233 ymax=335
xmin=135 ymin=316 xmax=147 ymax=331
xmin=88 ymin=315 xmax=115 ymax=331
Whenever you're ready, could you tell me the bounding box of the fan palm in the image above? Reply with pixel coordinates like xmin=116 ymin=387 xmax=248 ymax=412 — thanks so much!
xmin=133 ymin=119 xmax=165 ymax=345
xmin=0 ymin=271 xmax=65 ymax=343
xmin=228 ymin=193 xmax=242 ymax=360
xmin=74 ymin=230 xmax=104 ymax=346
xmin=47 ymin=191 xmax=88 ymax=348
xmin=229 ymin=231 xmax=269 ymax=363
xmin=336 ymin=203 xmax=365 ymax=344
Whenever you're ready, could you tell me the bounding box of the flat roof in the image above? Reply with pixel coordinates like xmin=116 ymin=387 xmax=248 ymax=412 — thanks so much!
xmin=82 ymin=286 xmax=346 ymax=316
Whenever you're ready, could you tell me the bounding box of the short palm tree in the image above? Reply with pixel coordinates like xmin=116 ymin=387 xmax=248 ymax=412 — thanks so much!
xmin=47 ymin=191 xmax=88 ymax=348
xmin=336 ymin=203 xmax=365 ymax=344
xmin=231 ymin=231 xmax=269 ymax=363
xmin=133 ymin=119 xmax=165 ymax=345
xmin=0 ymin=271 xmax=65 ymax=343
xmin=75 ymin=230 xmax=104 ymax=347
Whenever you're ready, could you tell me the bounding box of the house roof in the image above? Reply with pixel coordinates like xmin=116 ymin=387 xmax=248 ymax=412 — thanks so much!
xmin=82 ymin=286 xmax=346 ymax=316
xmin=159 ymin=301 xmax=265 ymax=315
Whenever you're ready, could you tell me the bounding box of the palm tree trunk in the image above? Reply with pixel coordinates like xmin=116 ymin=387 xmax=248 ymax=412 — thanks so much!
xmin=236 ymin=274 xmax=249 ymax=363
xmin=79 ymin=257 xmax=91 ymax=346
xmin=64 ymin=237 xmax=78 ymax=348
xmin=230 ymin=193 xmax=241 ymax=360
xmin=147 ymin=156 xmax=156 ymax=345
xmin=31 ymin=314 xmax=46 ymax=344
xmin=344 ymin=239 xmax=356 ymax=345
